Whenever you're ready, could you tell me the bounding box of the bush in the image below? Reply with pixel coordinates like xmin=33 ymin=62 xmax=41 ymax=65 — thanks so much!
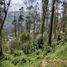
xmin=12 ymin=56 xmax=27 ymax=65
xmin=22 ymin=42 xmax=34 ymax=54
xmin=2 ymin=43 xmax=10 ymax=53
xmin=20 ymin=32 xmax=31 ymax=43
xmin=12 ymin=57 xmax=20 ymax=65
xmin=42 ymin=42 xmax=52 ymax=56
xmin=33 ymin=32 xmax=48 ymax=49
xmin=18 ymin=58 xmax=27 ymax=65
xmin=13 ymin=50 xmax=24 ymax=57
xmin=10 ymin=38 xmax=21 ymax=53
xmin=10 ymin=32 xmax=34 ymax=54
xmin=0 ymin=61 xmax=17 ymax=67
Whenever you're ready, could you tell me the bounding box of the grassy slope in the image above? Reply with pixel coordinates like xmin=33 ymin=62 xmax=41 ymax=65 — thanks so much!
xmin=45 ymin=42 xmax=67 ymax=67
xmin=0 ymin=42 xmax=67 ymax=67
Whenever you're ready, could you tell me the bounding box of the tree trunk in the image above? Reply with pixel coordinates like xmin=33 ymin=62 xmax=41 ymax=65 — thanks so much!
xmin=41 ymin=0 xmax=48 ymax=44
xmin=53 ymin=1 xmax=59 ymax=39
xmin=62 ymin=2 xmax=67 ymax=35
xmin=0 ymin=29 xmax=3 ymax=56
xmin=14 ymin=22 xmax=17 ymax=37
xmin=48 ymin=0 xmax=56 ymax=46
xmin=0 ymin=0 xmax=11 ymax=57
xmin=33 ymin=21 xmax=35 ymax=44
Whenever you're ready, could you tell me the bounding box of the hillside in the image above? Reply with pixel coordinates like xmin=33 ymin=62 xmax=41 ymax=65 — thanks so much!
xmin=0 ymin=42 xmax=67 ymax=67
xmin=0 ymin=0 xmax=67 ymax=67
xmin=44 ymin=42 xmax=67 ymax=67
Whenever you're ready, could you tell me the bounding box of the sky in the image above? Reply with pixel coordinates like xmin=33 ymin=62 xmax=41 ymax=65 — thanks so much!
xmin=9 ymin=0 xmax=25 ymax=11
xmin=8 ymin=0 xmax=41 ymax=11
xmin=11 ymin=0 xmax=22 ymax=4
xmin=8 ymin=0 xmax=67 ymax=12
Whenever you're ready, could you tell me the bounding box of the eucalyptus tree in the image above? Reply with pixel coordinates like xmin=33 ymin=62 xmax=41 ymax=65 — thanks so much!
xmin=48 ymin=0 xmax=56 ymax=46
xmin=40 ymin=0 xmax=48 ymax=44
xmin=25 ymin=16 xmax=31 ymax=33
xmin=12 ymin=17 xmax=17 ymax=37
xmin=0 ymin=0 xmax=11 ymax=56
xmin=60 ymin=0 xmax=67 ymax=41
xmin=53 ymin=0 xmax=62 ymax=39
xmin=62 ymin=0 xmax=67 ymax=35
xmin=18 ymin=7 xmax=25 ymax=34
xmin=26 ymin=1 xmax=40 ymax=44
xmin=23 ymin=0 xmax=40 ymax=31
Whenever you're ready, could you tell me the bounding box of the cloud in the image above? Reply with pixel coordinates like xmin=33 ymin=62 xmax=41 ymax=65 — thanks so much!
xmin=9 ymin=0 xmax=24 ymax=11
xmin=11 ymin=0 xmax=23 ymax=4
xmin=8 ymin=0 xmax=41 ymax=11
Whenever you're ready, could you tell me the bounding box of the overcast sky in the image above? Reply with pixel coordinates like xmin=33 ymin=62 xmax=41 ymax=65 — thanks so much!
xmin=8 ymin=0 xmax=41 ymax=11
xmin=8 ymin=0 xmax=67 ymax=12
xmin=9 ymin=0 xmax=24 ymax=11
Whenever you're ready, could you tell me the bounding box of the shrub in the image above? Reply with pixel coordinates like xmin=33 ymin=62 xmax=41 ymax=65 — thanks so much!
xmin=18 ymin=58 xmax=27 ymax=65
xmin=33 ymin=32 xmax=48 ymax=49
xmin=0 ymin=61 xmax=17 ymax=67
xmin=20 ymin=32 xmax=31 ymax=43
xmin=13 ymin=50 xmax=24 ymax=57
xmin=10 ymin=38 xmax=21 ymax=53
xmin=22 ymin=42 xmax=34 ymax=54
xmin=2 ymin=43 xmax=10 ymax=53
xmin=12 ymin=56 xmax=27 ymax=65
xmin=12 ymin=57 xmax=20 ymax=65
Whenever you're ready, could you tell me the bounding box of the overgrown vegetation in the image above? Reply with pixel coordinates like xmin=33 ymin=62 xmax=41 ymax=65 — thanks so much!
xmin=0 ymin=0 xmax=67 ymax=67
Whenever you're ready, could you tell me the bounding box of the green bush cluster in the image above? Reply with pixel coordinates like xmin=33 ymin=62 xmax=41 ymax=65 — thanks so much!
xmin=9 ymin=32 xmax=49 ymax=54
xmin=20 ymin=32 xmax=31 ymax=43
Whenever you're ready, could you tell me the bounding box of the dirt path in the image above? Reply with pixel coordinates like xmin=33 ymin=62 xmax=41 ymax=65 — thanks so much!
xmin=41 ymin=60 xmax=47 ymax=67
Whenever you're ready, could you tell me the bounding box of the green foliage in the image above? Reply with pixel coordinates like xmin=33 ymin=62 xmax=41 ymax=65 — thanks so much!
xmin=0 ymin=42 xmax=67 ymax=67
xmin=43 ymin=42 xmax=52 ymax=55
xmin=12 ymin=50 xmax=24 ymax=57
xmin=18 ymin=15 xmax=24 ymax=21
xmin=10 ymin=32 xmax=34 ymax=54
xmin=0 ymin=61 xmax=18 ymax=67
xmin=43 ymin=32 xmax=48 ymax=42
xmin=10 ymin=37 xmax=21 ymax=52
xmin=45 ymin=43 xmax=67 ymax=59
xmin=20 ymin=32 xmax=31 ymax=43
xmin=2 ymin=43 xmax=10 ymax=53
xmin=22 ymin=42 xmax=34 ymax=54
xmin=33 ymin=32 xmax=48 ymax=49
xmin=8 ymin=32 xmax=49 ymax=54
xmin=12 ymin=57 xmax=20 ymax=65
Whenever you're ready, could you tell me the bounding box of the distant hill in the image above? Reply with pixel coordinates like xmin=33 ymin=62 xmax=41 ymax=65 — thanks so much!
xmin=3 ymin=10 xmax=40 ymax=33
xmin=3 ymin=11 xmax=21 ymax=33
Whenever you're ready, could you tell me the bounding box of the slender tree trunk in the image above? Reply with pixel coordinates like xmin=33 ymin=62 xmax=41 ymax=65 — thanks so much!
xmin=48 ymin=0 xmax=56 ymax=46
xmin=53 ymin=1 xmax=59 ymax=39
xmin=33 ymin=21 xmax=35 ymax=44
xmin=14 ymin=23 xmax=17 ymax=37
xmin=0 ymin=29 xmax=3 ymax=56
xmin=0 ymin=0 xmax=11 ymax=57
xmin=41 ymin=0 xmax=48 ymax=44
xmin=62 ymin=2 xmax=67 ymax=35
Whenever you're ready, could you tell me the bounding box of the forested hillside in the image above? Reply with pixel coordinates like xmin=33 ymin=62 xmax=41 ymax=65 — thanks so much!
xmin=0 ymin=0 xmax=67 ymax=67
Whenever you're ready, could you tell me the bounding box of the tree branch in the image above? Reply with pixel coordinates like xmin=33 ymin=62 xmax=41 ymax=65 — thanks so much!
xmin=1 ymin=0 xmax=11 ymax=29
